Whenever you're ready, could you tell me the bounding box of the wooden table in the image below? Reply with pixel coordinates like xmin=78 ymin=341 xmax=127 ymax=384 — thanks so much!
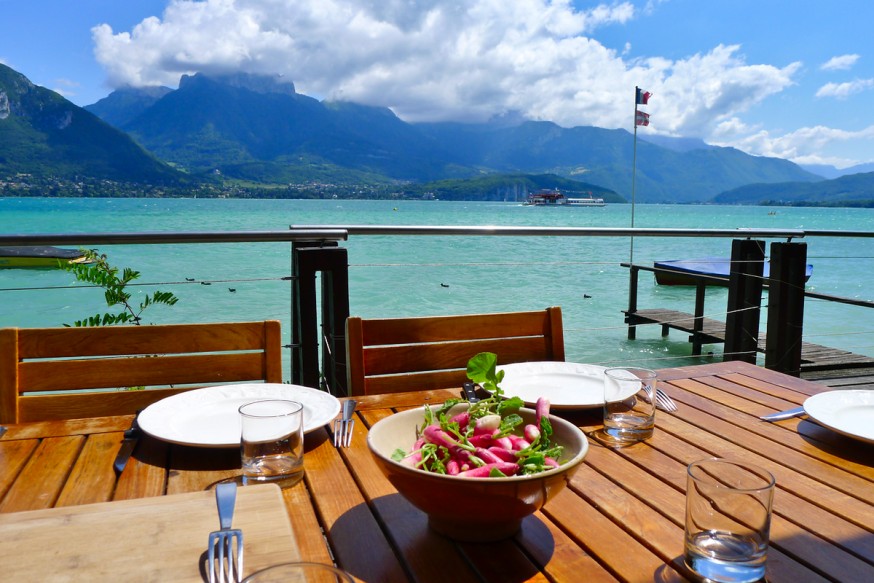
xmin=1 ymin=361 xmax=872 ymax=582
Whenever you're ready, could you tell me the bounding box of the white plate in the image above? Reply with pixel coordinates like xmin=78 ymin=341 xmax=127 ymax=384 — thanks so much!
xmin=489 ymin=361 xmax=608 ymax=410
xmin=803 ymin=390 xmax=874 ymax=444
xmin=138 ymin=383 xmax=342 ymax=447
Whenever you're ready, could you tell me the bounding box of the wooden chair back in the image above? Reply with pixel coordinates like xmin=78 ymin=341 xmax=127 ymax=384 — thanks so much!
xmin=345 ymin=307 xmax=564 ymax=396
xmin=0 ymin=320 xmax=283 ymax=423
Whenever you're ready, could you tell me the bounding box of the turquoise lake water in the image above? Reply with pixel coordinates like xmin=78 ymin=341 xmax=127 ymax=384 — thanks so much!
xmin=2 ymin=197 xmax=872 ymax=376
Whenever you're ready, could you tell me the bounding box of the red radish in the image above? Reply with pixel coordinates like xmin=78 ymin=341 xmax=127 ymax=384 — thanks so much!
xmin=457 ymin=462 xmax=519 ymax=478
xmin=524 ymin=423 xmax=541 ymax=443
xmin=487 ymin=446 xmax=518 ymax=463
xmin=473 ymin=414 xmax=502 ymax=434
xmin=423 ymin=425 xmax=476 ymax=465
xmin=493 ymin=436 xmax=512 ymax=450
xmin=535 ymin=397 xmax=550 ymax=427
xmin=507 ymin=434 xmax=531 ymax=451
xmin=449 ymin=411 xmax=470 ymax=431
xmin=468 ymin=434 xmax=494 ymax=448
xmin=474 ymin=447 xmax=503 ymax=464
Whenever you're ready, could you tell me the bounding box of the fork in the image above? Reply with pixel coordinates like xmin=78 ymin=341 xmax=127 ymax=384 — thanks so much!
xmin=334 ymin=399 xmax=357 ymax=447
xmin=208 ymin=482 xmax=244 ymax=583
xmin=655 ymin=388 xmax=678 ymax=412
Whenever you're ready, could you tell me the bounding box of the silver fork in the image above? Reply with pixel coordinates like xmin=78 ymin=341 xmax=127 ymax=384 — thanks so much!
xmin=208 ymin=482 xmax=244 ymax=583
xmin=334 ymin=399 xmax=357 ymax=447
xmin=655 ymin=388 xmax=678 ymax=412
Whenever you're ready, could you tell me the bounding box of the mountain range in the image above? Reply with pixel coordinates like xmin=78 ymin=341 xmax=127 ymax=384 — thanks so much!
xmin=0 ymin=64 xmax=182 ymax=185
xmin=714 ymin=170 xmax=874 ymax=205
xmin=2 ymin=63 xmax=873 ymax=204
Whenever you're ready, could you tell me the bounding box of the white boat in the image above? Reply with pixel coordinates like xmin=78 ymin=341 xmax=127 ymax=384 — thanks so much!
xmin=524 ymin=189 xmax=606 ymax=207
xmin=567 ymin=196 xmax=605 ymax=207
xmin=524 ymin=189 xmax=566 ymax=205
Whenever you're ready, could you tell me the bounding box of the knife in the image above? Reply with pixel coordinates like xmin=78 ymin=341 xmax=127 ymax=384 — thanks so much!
xmin=462 ymin=381 xmax=480 ymax=403
xmin=113 ymin=410 xmax=142 ymax=474
xmin=759 ymin=406 xmax=805 ymax=421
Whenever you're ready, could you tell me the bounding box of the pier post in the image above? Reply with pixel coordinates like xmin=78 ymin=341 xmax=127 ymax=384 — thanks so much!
xmin=723 ymin=239 xmax=765 ymax=363
xmin=291 ymin=243 xmax=350 ymax=395
xmin=627 ymin=265 xmax=640 ymax=340
xmin=765 ymin=242 xmax=807 ymax=376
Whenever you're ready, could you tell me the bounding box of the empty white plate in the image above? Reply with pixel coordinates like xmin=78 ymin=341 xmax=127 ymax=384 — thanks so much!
xmin=486 ymin=361 xmax=608 ymax=410
xmin=138 ymin=383 xmax=341 ymax=447
xmin=804 ymin=390 xmax=874 ymax=444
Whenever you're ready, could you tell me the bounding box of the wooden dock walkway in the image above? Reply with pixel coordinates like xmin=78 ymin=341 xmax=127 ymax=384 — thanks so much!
xmin=624 ymin=308 xmax=874 ymax=389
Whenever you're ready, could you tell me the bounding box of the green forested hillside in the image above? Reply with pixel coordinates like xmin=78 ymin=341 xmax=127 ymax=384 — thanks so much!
xmin=714 ymin=172 xmax=874 ymax=206
xmin=0 ymin=64 xmax=183 ymax=184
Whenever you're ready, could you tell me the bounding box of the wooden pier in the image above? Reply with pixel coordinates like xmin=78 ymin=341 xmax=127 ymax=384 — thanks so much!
xmin=623 ymin=252 xmax=874 ymax=391
xmin=624 ymin=307 xmax=874 ymax=376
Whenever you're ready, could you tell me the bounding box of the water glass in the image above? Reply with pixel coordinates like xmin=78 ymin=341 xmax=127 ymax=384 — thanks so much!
xmin=684 ymin=458 xmax=776 ymax=583
xmin=602 ymin=367 xmax=658 ymax=444
xmin=242 ymin=562 xmax=355 ymax=582
xmin=239 ymin=399 xmax=305 ymax=488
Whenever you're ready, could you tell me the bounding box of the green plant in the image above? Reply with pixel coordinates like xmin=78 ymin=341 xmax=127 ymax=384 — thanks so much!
xmin=61 ymin=249 xmax=179 ymax=327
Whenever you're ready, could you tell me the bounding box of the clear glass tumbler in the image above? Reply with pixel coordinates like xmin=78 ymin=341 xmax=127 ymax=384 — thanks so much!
xmin=684 ymin=458 xmax=776 ymax=583
xmin=242 ymin=562 xmax=355 ymax=582
xmin=602 ymin=367 xmax=658 ymax=444
xmin=239 ymin=399 xmax=305 ymax=488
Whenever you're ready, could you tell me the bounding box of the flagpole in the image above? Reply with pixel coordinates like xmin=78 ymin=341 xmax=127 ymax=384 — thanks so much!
xmin=630 ymin=86 xmax=639 ymax=264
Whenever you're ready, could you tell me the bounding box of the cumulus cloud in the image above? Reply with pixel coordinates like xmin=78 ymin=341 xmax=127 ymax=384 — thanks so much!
xmin=820 ymin=54 xmax=859 ymax=71
xmin=816 ymin=78 xmax=874 ymax=99
xmin=716 ymin=123 xmax=874 ymax=168
xmin=91 ymin=0 xmax=798 ymax=136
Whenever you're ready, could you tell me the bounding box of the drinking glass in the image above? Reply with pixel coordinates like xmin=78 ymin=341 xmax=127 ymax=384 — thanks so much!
xmin=242 ymin=562 xmax=355 ymax=582
xmin=602 ymin=367 xmax=657 ymax=444
xmin=239 ymin=399 xmax=305 ymax=488
xmin=684 ymin=458 xmax=776 ymax=583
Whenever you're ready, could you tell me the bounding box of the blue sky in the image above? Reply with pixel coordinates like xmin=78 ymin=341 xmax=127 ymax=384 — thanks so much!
xmin=2 ymin=0 xmax=873 ymax=169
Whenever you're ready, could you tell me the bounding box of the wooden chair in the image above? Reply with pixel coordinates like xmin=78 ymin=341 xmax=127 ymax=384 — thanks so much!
xmin=0 ymin=320 xmax=283 ymax=423
xmin=345 ymin=307 xmax=564 ymax=396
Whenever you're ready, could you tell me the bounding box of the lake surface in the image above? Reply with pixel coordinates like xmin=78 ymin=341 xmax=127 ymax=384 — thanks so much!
xmin=2 ymin=197 xmax=872 ymax=376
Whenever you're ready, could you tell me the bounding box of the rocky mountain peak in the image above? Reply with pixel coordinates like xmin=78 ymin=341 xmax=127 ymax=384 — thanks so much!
xmin=179 ymin=72 xmax=296 ymax=96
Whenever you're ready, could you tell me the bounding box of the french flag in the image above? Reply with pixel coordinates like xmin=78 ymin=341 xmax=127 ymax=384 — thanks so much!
xmin=636 ymin=87 xmax=652 ymax=105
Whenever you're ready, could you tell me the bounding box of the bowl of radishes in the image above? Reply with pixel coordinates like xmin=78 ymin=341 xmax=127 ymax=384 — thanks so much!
xmin=366 ymin=353 xmax=589 ymax=542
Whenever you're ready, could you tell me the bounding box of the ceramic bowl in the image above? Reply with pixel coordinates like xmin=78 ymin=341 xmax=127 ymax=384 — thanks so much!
xmin=366 ymin=404 xmax=589 ymax=541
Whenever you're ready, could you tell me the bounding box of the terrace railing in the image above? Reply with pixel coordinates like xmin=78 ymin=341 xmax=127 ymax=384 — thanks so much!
xmin=2 ymin=226 xmax=873 ymax=396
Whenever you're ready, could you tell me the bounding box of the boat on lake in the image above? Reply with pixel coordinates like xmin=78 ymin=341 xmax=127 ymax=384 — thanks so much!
xmin=0 ymin=246 xmax=91 ymax=269
xmin=654 ymin=257 xmax=813 ymax=286
xmin=524 ymin=189 xmax=605 ymax=206
xmin=566 ymin=195 xmax=605 ymax=207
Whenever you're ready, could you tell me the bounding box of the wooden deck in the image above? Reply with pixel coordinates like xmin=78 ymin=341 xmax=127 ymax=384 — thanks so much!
xmin=625 ymin=308 xmax=874 ymax=389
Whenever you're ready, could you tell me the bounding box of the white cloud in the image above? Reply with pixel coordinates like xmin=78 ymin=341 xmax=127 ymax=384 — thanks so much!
xmin=816 ymin=78 xmax=874 ymax=99
xmin=92 ymin=0 xmax=874 ymax=166
xmin=715 ymin=122 xmax=874 ymax=168
xmin=820 ymin=54 xmax=859 ymax=71
xmin=91 ymin=0 xmax=798 ymax=135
